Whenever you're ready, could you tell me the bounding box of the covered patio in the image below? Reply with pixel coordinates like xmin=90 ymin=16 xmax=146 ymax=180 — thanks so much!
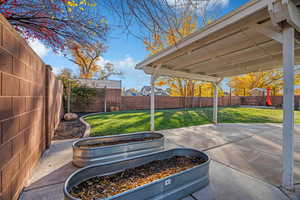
xmin=136 ymin=0 xmax=300 ymax=190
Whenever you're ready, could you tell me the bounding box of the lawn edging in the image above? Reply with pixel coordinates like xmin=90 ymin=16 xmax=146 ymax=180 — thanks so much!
xmin=79 ymin=112 xmax=107 ymax=137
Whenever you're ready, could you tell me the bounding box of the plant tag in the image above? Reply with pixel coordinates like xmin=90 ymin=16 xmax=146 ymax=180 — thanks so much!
xmin=165 ymin=179 xmax=171 ymax=186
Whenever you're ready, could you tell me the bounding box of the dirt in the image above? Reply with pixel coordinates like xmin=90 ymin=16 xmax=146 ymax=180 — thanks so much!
xmin=70 ymin=156 xmax=206 ymax=200
xmin=79 ymin=137 xmax=161 ymax=148
xmin=54 ymin=119 xmax=85 ymax=140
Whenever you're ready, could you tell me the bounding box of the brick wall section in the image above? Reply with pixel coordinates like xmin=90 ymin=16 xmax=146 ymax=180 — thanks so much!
xmin=0 ymin=15 xmax=63 ymax=200
xmin=45 ymin=67 xmax=64 ymax=148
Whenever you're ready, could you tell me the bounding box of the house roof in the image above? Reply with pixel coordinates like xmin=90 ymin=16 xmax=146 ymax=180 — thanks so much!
xmin=75 ymin=79 xmax=122 ymax=89
xmin=136 ymin=0 xmax=300 ymax=82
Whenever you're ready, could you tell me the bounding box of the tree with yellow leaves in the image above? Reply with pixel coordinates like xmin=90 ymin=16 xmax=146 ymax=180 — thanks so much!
xmin=68 ymin=42 xmax=105 ymax=79
xmin=228 ymin=69 xmax=300 ymax=96
xmin=144 ymin=12 xmax=219 ymax=97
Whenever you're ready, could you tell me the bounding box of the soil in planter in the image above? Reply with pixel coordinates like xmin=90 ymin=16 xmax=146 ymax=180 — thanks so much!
xmin=70 ymin=156 xmax=206 ymax=200
xmin=79 ymin=136 xmax=161 ymax=148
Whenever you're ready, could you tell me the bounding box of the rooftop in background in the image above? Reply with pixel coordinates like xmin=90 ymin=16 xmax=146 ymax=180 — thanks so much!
xmin=136 ymin=0 xmax=300 ymax=81
xmin=75 ymin=79 xmax=122 ymax=89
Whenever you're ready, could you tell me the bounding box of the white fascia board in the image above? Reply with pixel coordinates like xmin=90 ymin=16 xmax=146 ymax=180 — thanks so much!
xmin=142 ymin=66 xmax=221 ymax=82
xmin=135 ymin=0 xmax=267 ymax=69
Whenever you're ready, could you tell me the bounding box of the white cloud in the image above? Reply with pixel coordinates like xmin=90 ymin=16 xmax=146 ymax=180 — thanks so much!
xmin=28 ymin=39 xmax=50 ymax=58
xmin=97 ymin=55 xmax=150 ymax=89
xmin=51 ymin=66 xmax=61 ymax=75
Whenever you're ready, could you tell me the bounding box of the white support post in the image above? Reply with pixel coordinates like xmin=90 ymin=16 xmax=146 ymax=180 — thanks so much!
xmin=282 ymin=26 xmax=295 ymax=191
xmin=213 ymin=82 xmax=218 ymax=124
xmin=104 ymin=86 xmax=107 ymax=113
xmin=150 ymin=75 xmax=156 ymax=132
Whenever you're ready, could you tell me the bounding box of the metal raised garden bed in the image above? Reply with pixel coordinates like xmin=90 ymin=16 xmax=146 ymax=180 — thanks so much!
xmin=72 ymin=132 xmax=164 ymax=167
xmin=65 ymin=148 xmax=210 ymax=200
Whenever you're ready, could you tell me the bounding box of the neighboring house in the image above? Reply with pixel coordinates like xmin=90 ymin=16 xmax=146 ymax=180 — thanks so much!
xmin=139 ymin=86 xmax=169 ymax=96
xmin=124 ymin=89 xmax=138 ymax=96
xmin=155 ymin=88 xmax=169 ymax=96
xmin=74 ymin=79 xmax=122 ymax=89
xmin=249 ymin=88 xmax=266 ymax=96
xmin=139 ymin=86 xmax=151 ymax=96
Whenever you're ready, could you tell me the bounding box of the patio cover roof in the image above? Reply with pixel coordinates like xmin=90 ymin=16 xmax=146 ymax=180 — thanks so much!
xmin=136 ymin=0 xmax=300 ymax=81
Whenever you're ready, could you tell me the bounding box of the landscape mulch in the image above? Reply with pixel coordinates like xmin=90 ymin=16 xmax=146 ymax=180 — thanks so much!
xmin=70 ymin=156 xmax=205 ymax=200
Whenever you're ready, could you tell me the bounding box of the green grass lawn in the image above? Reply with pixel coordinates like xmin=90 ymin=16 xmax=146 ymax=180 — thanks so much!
xmin=84 ymin=107 xmax=300 ymax=137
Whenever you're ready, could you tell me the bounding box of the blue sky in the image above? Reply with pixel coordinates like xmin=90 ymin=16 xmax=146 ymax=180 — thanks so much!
xmin=29 ymin=0 xmax=250 ymax=90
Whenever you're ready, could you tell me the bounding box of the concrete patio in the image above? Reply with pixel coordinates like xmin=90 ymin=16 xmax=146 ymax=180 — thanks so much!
xmin=20 ymin=123 xmax=300 ymax=200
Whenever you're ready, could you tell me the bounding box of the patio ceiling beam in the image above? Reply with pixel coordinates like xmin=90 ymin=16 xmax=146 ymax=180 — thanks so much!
xmin=185 ymin=40 xmax=279 ymax=72
xmin=215 ymin=55 xmax=300 ymax=78
xmin=169 ymin=29 xmax=249 ymax=70
xmin=205 ymin=48 xmax=300 ymax=76
xmin=189 ymin=42 xmax=288 ymax=74
xmin=142 ymin=66 xmax=221 ymax=82
xmin=250 ymin=23 xmax=283 ymax=43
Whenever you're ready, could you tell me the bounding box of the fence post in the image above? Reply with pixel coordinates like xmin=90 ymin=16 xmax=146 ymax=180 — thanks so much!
xmin=67 ymin=81 xmax=71 ymax=113
xmin=104 ymin=86 xmax=107 ymax=112
xmin=229 ymin=88 xmax=232 ymax=106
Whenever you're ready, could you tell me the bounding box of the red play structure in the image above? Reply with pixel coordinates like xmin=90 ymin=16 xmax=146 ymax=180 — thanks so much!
xmin=266 ymin=88 xmax=272 ymax=106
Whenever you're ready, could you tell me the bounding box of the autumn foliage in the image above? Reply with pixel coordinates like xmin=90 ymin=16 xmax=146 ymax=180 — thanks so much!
xmin=228 ymin=69 xmax=300 ymax=96
xmin=68 ymin=42 xmax=105 ymax=79
xmin=144 ymin=14 xmax=218 ymax=97
xmin=0 ymin=0 xmax=108 ymax=51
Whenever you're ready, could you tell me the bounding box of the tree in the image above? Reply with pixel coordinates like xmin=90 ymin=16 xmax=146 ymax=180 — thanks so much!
xmin=68 ymin=42 xmax=121 ymax=80
xmin=56 ymin=67 xmax=73 ymax=80
xmin=1 ymin=0 xmax=108 ymax=52
xmin=228 ymin=69 xmax=300 ymax=96
xmin=56 ymin=67 xmax=79 ymax=112
xmin=68 ymin=42 xmax=105 ymax=79
xmin=156 ymin=78 xmax=223 ymax=97
xmin=102 ymin=0 xmax=225 ymax=41
xmin=145 ymin=11 xmax=221 ymax=97
xmin=97 ymin=62 xmax=122 ymax=80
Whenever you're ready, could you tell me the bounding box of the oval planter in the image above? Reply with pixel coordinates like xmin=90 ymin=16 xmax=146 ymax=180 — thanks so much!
xmin=65 ymin=148 xmax=210 ymax=200
xmin=72 ymin=132 xmax=164 ymax=167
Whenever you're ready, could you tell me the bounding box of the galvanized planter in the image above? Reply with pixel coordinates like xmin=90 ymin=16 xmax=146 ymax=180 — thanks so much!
xmin=65 ymin=148 xmax=210 ymax=200
xmin=72 ymin=132 xmax=164 ymax=167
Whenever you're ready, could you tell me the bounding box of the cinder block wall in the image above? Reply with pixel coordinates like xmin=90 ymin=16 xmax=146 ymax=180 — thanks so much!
xmin=0 ymin=15 xmax=63 ymax=200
